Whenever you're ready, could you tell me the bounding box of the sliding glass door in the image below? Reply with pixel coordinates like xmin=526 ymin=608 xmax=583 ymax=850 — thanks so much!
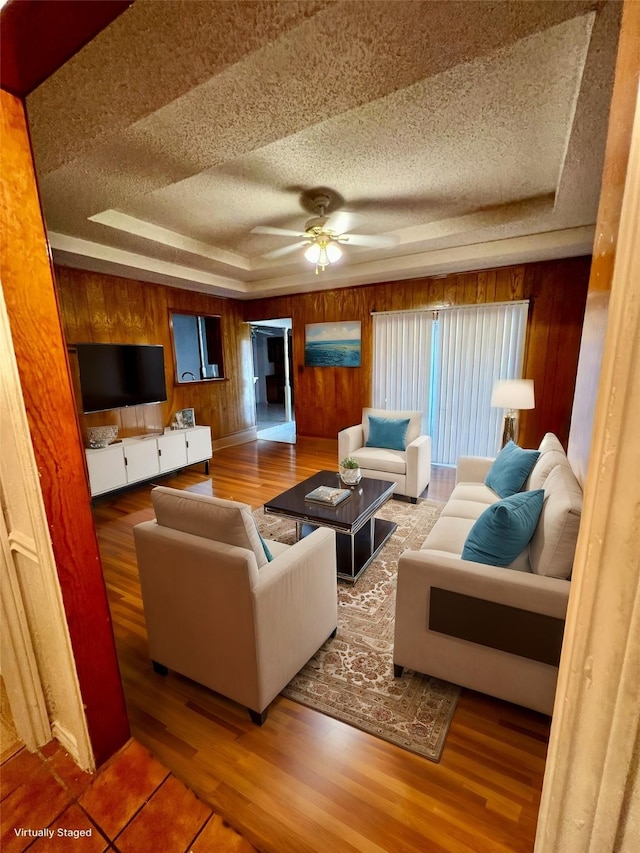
xmin=372 ymin=302 xmax=528 ymax=463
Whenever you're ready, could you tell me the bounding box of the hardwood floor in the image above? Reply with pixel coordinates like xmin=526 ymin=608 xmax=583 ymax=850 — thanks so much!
xmin=92 ymin=438 xmax=550 ymax=853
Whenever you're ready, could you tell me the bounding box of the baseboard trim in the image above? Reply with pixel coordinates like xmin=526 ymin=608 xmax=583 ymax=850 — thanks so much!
xmin=52 ymin=720 xmax=94 ymax=772
xmin=212 ymin=427 xmax=258 ymax=451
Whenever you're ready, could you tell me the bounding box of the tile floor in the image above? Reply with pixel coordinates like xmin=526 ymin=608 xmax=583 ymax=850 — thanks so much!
xmin=0 ymin=738 xmax=255 ymax=852
xmin=255 ymin=403 xmax=295 ymax=443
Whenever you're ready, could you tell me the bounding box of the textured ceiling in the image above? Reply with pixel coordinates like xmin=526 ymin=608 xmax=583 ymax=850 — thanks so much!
xmin=26 ymin=0 xmax=622 ymax=299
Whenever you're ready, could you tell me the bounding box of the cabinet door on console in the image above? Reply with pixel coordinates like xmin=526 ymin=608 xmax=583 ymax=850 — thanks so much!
xmin=157 ymin=432 xmax=188 ymax=473
xmin=124 ymin=440 xmax=160 ymax=484
xmin=185 ymin=426 xmax=213 ymax=464
xmin=86 ymin=445 xmax=127 ymax=496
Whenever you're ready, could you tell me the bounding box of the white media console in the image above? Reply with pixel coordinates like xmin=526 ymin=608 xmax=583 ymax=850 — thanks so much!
xmin=85 ymin=425 xmax=212 ymax=497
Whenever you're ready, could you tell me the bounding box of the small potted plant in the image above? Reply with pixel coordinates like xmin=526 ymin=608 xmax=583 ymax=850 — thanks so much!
xmin=339 ymin=456 xmax=362 ymax=486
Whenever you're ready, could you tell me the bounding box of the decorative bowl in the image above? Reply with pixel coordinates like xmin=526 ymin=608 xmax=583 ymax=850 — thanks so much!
xmin=87 ymin=425 xmax=119 ymax=449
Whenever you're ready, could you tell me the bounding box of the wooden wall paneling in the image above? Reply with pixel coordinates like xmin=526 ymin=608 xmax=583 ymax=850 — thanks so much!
xmin=243 ymin=258 xmax=591 ymax=443
xmin=443 ymin=274 xmax=459 ymax=307
xmin=521 ymin=263 xmax=554 ymax=448
xmin=519 ymin=258 xmax=590 ymax=449
xmin=55 ymin=258 xmax=591 ymax=446
xmin=548 ymin=262 xmax=589 ymax=444
xmin=428 ymin=277 xmax=447 ymax=306
xmin=1 ymin=89 xmax=129 ymax=766
xmin=54 ymin=267 xmax=258 ymax=443
xmin=462 ymin=272 xmax=479 ymax=304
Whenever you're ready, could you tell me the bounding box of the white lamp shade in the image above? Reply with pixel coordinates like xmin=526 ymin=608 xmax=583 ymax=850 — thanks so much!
xmin=491 ymin=379 xmax=535 ymax=410
xmin=304 ymin=243 xmax=321 ymax=263
xmin=325 ymin=241 xmax=342 ymax=263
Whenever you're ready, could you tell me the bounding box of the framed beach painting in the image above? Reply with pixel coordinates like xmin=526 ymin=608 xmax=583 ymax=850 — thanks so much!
xmin=304 ymin=321 xmax=361 ymax=367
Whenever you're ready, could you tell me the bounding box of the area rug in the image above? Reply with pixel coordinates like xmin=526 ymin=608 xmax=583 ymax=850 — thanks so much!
xmin=255 ymin=498 xmax=460 ymax=762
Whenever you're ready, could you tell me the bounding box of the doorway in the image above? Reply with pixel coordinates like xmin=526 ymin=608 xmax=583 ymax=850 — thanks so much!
xmin=249 ymin=319 xmax=295 ymax=443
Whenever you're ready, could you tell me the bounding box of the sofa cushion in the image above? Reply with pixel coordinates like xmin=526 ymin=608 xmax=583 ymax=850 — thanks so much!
xmin=362 ymin=407 xmax=422 ymax=446
xmin=422 ymin=515 xmax=474 ymax=556
xmin=529 ymin=464 xmax=582 ymax=578
xmin=441 ymin=499 xmax=498 ymax=521
xmin=537 ymin=432 xmax=566 ymax=455
xmin=485 ymin=441 xmax=540 ymax=498
xmin=422 ymin=513 xmax=531 ymax=572
xmin=449 ymin=482 xmax=499 ymax=505
xmin=366 ymin=415 xmax=411 ymax=451
xmin=351 ymin=446 xmax=406 ymax=475
xmin=151 ymin=486 xmax=268 ymax=568
xmin=526 ymin=433 xmax=571 ymax=491
xmin=461 ymin=490 xmax=544 ymax=568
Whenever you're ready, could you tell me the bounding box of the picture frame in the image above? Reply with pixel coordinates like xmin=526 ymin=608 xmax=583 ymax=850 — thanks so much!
xmin=304 ymin=321 xmax=361 ymax=367
xmin=174 ymin=407 xmax=195 ymax=429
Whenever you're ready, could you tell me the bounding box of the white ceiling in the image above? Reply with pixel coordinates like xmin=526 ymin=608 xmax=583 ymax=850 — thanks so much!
xmin=26 ymin=0 xmax=621 ymax=300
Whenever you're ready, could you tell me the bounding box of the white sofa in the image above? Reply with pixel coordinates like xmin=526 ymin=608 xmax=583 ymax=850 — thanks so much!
xmin=133 ymin=487 xmax=338 ymax=724
xmin=393 ymin=434 xmax=583 ymax=715
xmin=338 ymin=408 xmax=431 ymax=502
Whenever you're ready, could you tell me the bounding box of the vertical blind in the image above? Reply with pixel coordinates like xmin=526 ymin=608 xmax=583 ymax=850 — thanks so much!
xmin=371 ymin=311 xmax=433 ymax=434
xmin=372 ymin=302 xmax=529 ymax=463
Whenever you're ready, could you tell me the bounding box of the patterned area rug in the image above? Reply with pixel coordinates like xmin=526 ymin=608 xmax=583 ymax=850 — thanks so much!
xmin=255 ymin=498 xmax=460 ymax=762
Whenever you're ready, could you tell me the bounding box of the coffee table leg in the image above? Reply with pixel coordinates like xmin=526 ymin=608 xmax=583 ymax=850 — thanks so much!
xmin=295 ymin=521 xmax=302 ymax=542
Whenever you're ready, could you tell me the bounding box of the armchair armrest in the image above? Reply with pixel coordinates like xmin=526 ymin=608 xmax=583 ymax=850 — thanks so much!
xmin=394 ymin=550 xmax=570 ymax=714
xmin=254 ymin=527 xmax=337 ymax=708
xmin=406 ymin=434 xmax=431 ymax=498
xmin=456 ymin=455 xmax=495 ymax=484
xmin=396 ymin=550 xmax=570 ymax=618
xmin=338 ymin=424 xmax=364 ymax=462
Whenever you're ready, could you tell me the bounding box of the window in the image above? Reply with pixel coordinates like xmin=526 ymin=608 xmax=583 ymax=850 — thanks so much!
xmin=170 ymin=312 xmax=224 ymax=383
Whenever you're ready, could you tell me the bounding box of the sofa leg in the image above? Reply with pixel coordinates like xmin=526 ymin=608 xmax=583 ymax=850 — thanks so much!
xmin=409 ymin=497 xmax=417 ymax=504
xmin=329 ymin=627 xmax=337 ymax=639
xmin=152 ymin=660 xmax=168 ymax=676
xmin=249 ymin=708 xmax=268 ymax=726
xmin=393 ymin=664 xmax=404 ymax=678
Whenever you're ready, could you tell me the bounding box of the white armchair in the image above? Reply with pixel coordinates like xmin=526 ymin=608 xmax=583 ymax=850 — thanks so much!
xmin=338 ymin=408 xmax=431 ymax=502
xmin=133 ymin=486 xmax=337 ymax=724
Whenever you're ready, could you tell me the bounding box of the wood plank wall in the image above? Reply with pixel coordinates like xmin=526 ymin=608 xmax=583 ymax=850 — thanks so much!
xmin=55 ymin=257 xmax=591 ymax=452
xmin=55 ymin=268 xmax=255 ymax=444
xmin=243 ymin=257 xmax=592 ymax=450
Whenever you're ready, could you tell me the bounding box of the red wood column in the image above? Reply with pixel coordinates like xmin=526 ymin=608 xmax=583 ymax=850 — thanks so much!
xmin=1 ymin=88 xmax=130 ymax=766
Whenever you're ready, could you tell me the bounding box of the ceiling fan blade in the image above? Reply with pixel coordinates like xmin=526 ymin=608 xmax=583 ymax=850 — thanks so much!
xmin=262 ymin=240 xmax=309 ymax=260
xmin=325 ymin=209 xmax=358 ymax=235
xmin=342 ymin=233 xmax=398 ymax=248
xmin=252 ymin=225 xmax=306 ymax=238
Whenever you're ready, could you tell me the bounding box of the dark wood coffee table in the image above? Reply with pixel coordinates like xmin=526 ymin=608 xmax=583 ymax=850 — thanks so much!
xmin=264 ymin=470 xmax=397 ymax=582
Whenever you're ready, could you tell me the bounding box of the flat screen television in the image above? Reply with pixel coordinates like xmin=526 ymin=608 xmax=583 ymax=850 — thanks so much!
xmin=75 ymin=343 xmax=167 ymax=413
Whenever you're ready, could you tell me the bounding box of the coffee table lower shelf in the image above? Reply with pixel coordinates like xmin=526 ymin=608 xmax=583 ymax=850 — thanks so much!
xmin=299 ymin=517 xmax=397 ymax=582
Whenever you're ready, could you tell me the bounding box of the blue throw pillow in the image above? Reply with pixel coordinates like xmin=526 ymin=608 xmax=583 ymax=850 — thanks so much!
xmin=366 ymin=415 xmax=411 ymax=451
xmin=462 ymin=489 xmax=544 ymax=567
xmin=485 ymin=440 xmax=540 ymax=498
xmin=255 ymin=525 xmax=273 ymax=562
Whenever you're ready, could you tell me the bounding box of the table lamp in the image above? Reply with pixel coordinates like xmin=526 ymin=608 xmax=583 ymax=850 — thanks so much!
xmin=491 ymin=379 xmax=535 ymax=447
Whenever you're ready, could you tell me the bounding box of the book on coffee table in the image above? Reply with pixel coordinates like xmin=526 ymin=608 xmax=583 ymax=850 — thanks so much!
xmin=304 ymin=485 xmax=351 ymax=506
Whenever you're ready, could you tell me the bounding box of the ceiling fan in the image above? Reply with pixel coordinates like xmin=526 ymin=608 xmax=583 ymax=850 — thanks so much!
xmin=251 ymin=192 xmax=397 ymax=273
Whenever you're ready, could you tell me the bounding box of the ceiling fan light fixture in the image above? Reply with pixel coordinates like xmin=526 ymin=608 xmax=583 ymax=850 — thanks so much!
xmin=304 ymin=235 xmax=342 ymax=273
